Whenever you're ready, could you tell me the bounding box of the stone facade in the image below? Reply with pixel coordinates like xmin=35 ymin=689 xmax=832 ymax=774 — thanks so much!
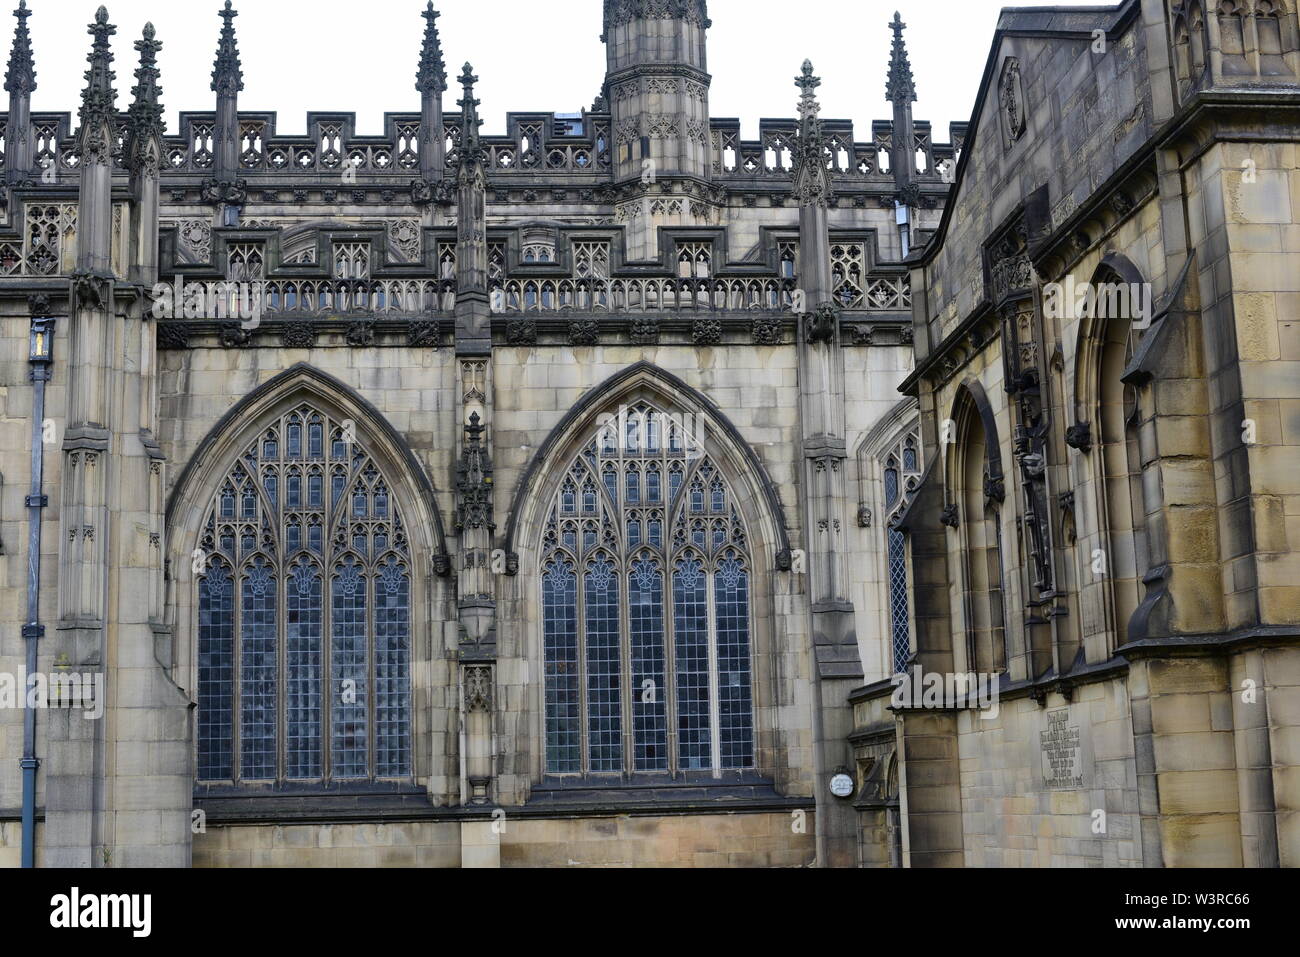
xmin=0 ymin=1 xmax=949 ymax=868
xmin=853 ymin=0 xmax=1300 ymax=869
xmin=2 ymin=0 xmax=1294 ymax=871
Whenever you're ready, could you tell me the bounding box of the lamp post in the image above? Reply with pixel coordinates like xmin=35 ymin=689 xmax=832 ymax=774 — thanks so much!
xmin=21 ymin=306 xmax=54 ymax=869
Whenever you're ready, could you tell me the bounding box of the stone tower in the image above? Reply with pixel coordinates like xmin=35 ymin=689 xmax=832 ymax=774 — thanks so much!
xmin=601 ymin=0 xmax=716 ymax=259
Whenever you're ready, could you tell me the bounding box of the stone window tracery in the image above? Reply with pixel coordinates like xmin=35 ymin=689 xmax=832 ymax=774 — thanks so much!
xmin=830 ymin=242 xmax=866 ymax=308
xmin=227 ymin=243 xmax=264 ymax=282
xmin=196 ymin=405 xmax=412 ymax=785
xmin=676 ymin=242 xmax=712 ymax=280
xmin=332 ymin=242 xmax=371 ymax=280
xmin=540 ymin=402 xmax=755 ymax=776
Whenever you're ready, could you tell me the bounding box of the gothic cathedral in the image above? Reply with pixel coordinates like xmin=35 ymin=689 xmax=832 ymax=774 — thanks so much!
xmin=0 ymin=0 xmax=1297 ymax=869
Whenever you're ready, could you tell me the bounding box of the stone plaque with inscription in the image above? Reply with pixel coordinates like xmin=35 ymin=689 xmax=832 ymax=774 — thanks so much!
xmin=1040 ymin=709 xmax=1084 ymax=789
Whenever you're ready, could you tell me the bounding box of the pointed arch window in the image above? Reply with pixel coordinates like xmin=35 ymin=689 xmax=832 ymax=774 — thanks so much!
xmin=1085 ymin=268 xmax=1150 ymax=652
xmin=196 ymin=405 xmax=413 ymax=785
xmin=540 ymin=403 xmax=755 ymax=776
xmin=881 ymin=430 xmax=923 ymax=674
xmin=956 ymin=399 xmax=1008 ymax=676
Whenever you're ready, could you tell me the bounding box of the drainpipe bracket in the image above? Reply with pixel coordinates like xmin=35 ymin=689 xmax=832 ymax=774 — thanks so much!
xmin=24 ymin=495 xmax=48 ymax=508
xmin=21 ymin=624 xmax=44 ymax=639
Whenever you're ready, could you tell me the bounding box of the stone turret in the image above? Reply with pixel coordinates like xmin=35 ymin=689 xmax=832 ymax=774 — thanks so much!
xmin=602 ymin=0 xmax=711 ymax=182
xmin=602 ymin=0 xmax=714 ymax=259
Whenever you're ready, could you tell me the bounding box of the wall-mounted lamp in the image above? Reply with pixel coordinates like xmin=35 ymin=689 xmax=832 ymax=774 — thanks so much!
xmin=29 ymin=318 xmax=54 ymax=365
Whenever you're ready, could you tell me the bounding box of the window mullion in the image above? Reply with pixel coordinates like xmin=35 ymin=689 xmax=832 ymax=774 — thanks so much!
xmin=231 ymin=569 xmax=243 ymax=785
xmin=576 ymin=570 xmax=590 ymax=776
xmin=665 ymin=553 xmax=680 ymax=777
xmin=276 ymin=550 xmax=287 ymax=785
xmin=619 ymin=553 xmax=634 ymax=778
xmin=322 ymin=568 xmax=332 ymax=785
xmin=367 ymin=570 xmax=376 ymax=782
xmin=705 ymin=567 xmax=722 ymax=776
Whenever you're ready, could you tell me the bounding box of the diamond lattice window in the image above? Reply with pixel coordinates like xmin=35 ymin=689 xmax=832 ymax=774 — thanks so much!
xmin=882 ymin=430 xmax=922 ymax=674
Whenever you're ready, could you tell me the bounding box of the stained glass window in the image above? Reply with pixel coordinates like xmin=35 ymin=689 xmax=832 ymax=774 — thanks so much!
xmin=540 ymin=403 xmax=756 ymax=776
xmin=196 ymin=405 xmax=412 ymax=784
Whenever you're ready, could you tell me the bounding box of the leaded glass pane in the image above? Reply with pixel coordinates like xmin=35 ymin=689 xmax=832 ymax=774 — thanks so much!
xmin=197 ymin=563 xmax=234 ymax=781
xmin=629 ymin=556 xmax=668 ymax=771
xmin=716 ymin=554 xmax=754 ymax=769
xmin=286 ymin=559 xmax=323 ymax=779
xmin=674 ymin=555 xmax=711 ymax=770
xmin=543 ymin=558 xmax=580 ymax=773
xmin=881 ymin=428 xmax=923 ymax=676
xmin=375 ymin=558 xmax=411 ymax=777
xmin=888 ymin=529 xmax=911 ymax=674
xmin=585 ymin=558 xmax=622 ymax=772
xmin=240 ymin=558 xmax=277 ymax=780
xmin=331 ymin=558 xmax=368 ymax=778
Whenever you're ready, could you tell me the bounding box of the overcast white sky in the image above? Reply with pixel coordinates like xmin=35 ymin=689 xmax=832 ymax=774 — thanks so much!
xmin=22 ymin=0 xmax=1105 ymax=143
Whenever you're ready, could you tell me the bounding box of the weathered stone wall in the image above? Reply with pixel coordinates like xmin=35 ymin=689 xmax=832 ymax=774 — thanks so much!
xmin=192 ymin=810 xmax=815 ymax=868
xmin=500 ymin=811 xmax=814 ymax=868
xmin=193 ymin=820 xmax=462 ymax=868
xmin=922 ymin=14 xmax=1153 ymax=350
xmin=956 ymin=680 xmax=1143 ymax=867
xmin=153 ymin=337 xmax=914 ymax=817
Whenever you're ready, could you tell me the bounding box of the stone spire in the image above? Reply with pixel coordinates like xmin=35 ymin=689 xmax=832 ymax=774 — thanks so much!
xmin=415 ymin=1 xmax=446 ymax=95
xmin=885 ymin=12 xmax=916 ymax=104
xmin=127 ymin=23 xmax=164 ymax=285
xmin=788 ymin=57 xmax=860 ymax=875
xmin=792 ymin=60 xmax=831 ymax=211
xmin=4 ymin=0 xmax=35 ymax=95
xmin=5 ymin=0 xmax=36 ymax=182
xmin=415 ymin=2 xmax=447 ymax=185
xmin=125 ymin=23 xmax=164 ymax=171
xmin=454 ymin=61 xmax=489 ymax=351
xmin=886 ymin=13 xmax=918 ymax=211
xmin=211 ymin=0 xmax=242 ymax=95
xmin=456 ymin=62 xmax=484 ymax=184
xmin=209 ymin=1 xmax=243 ymax=205
xmin=73 ymin=6 xmax=117 ymax=163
